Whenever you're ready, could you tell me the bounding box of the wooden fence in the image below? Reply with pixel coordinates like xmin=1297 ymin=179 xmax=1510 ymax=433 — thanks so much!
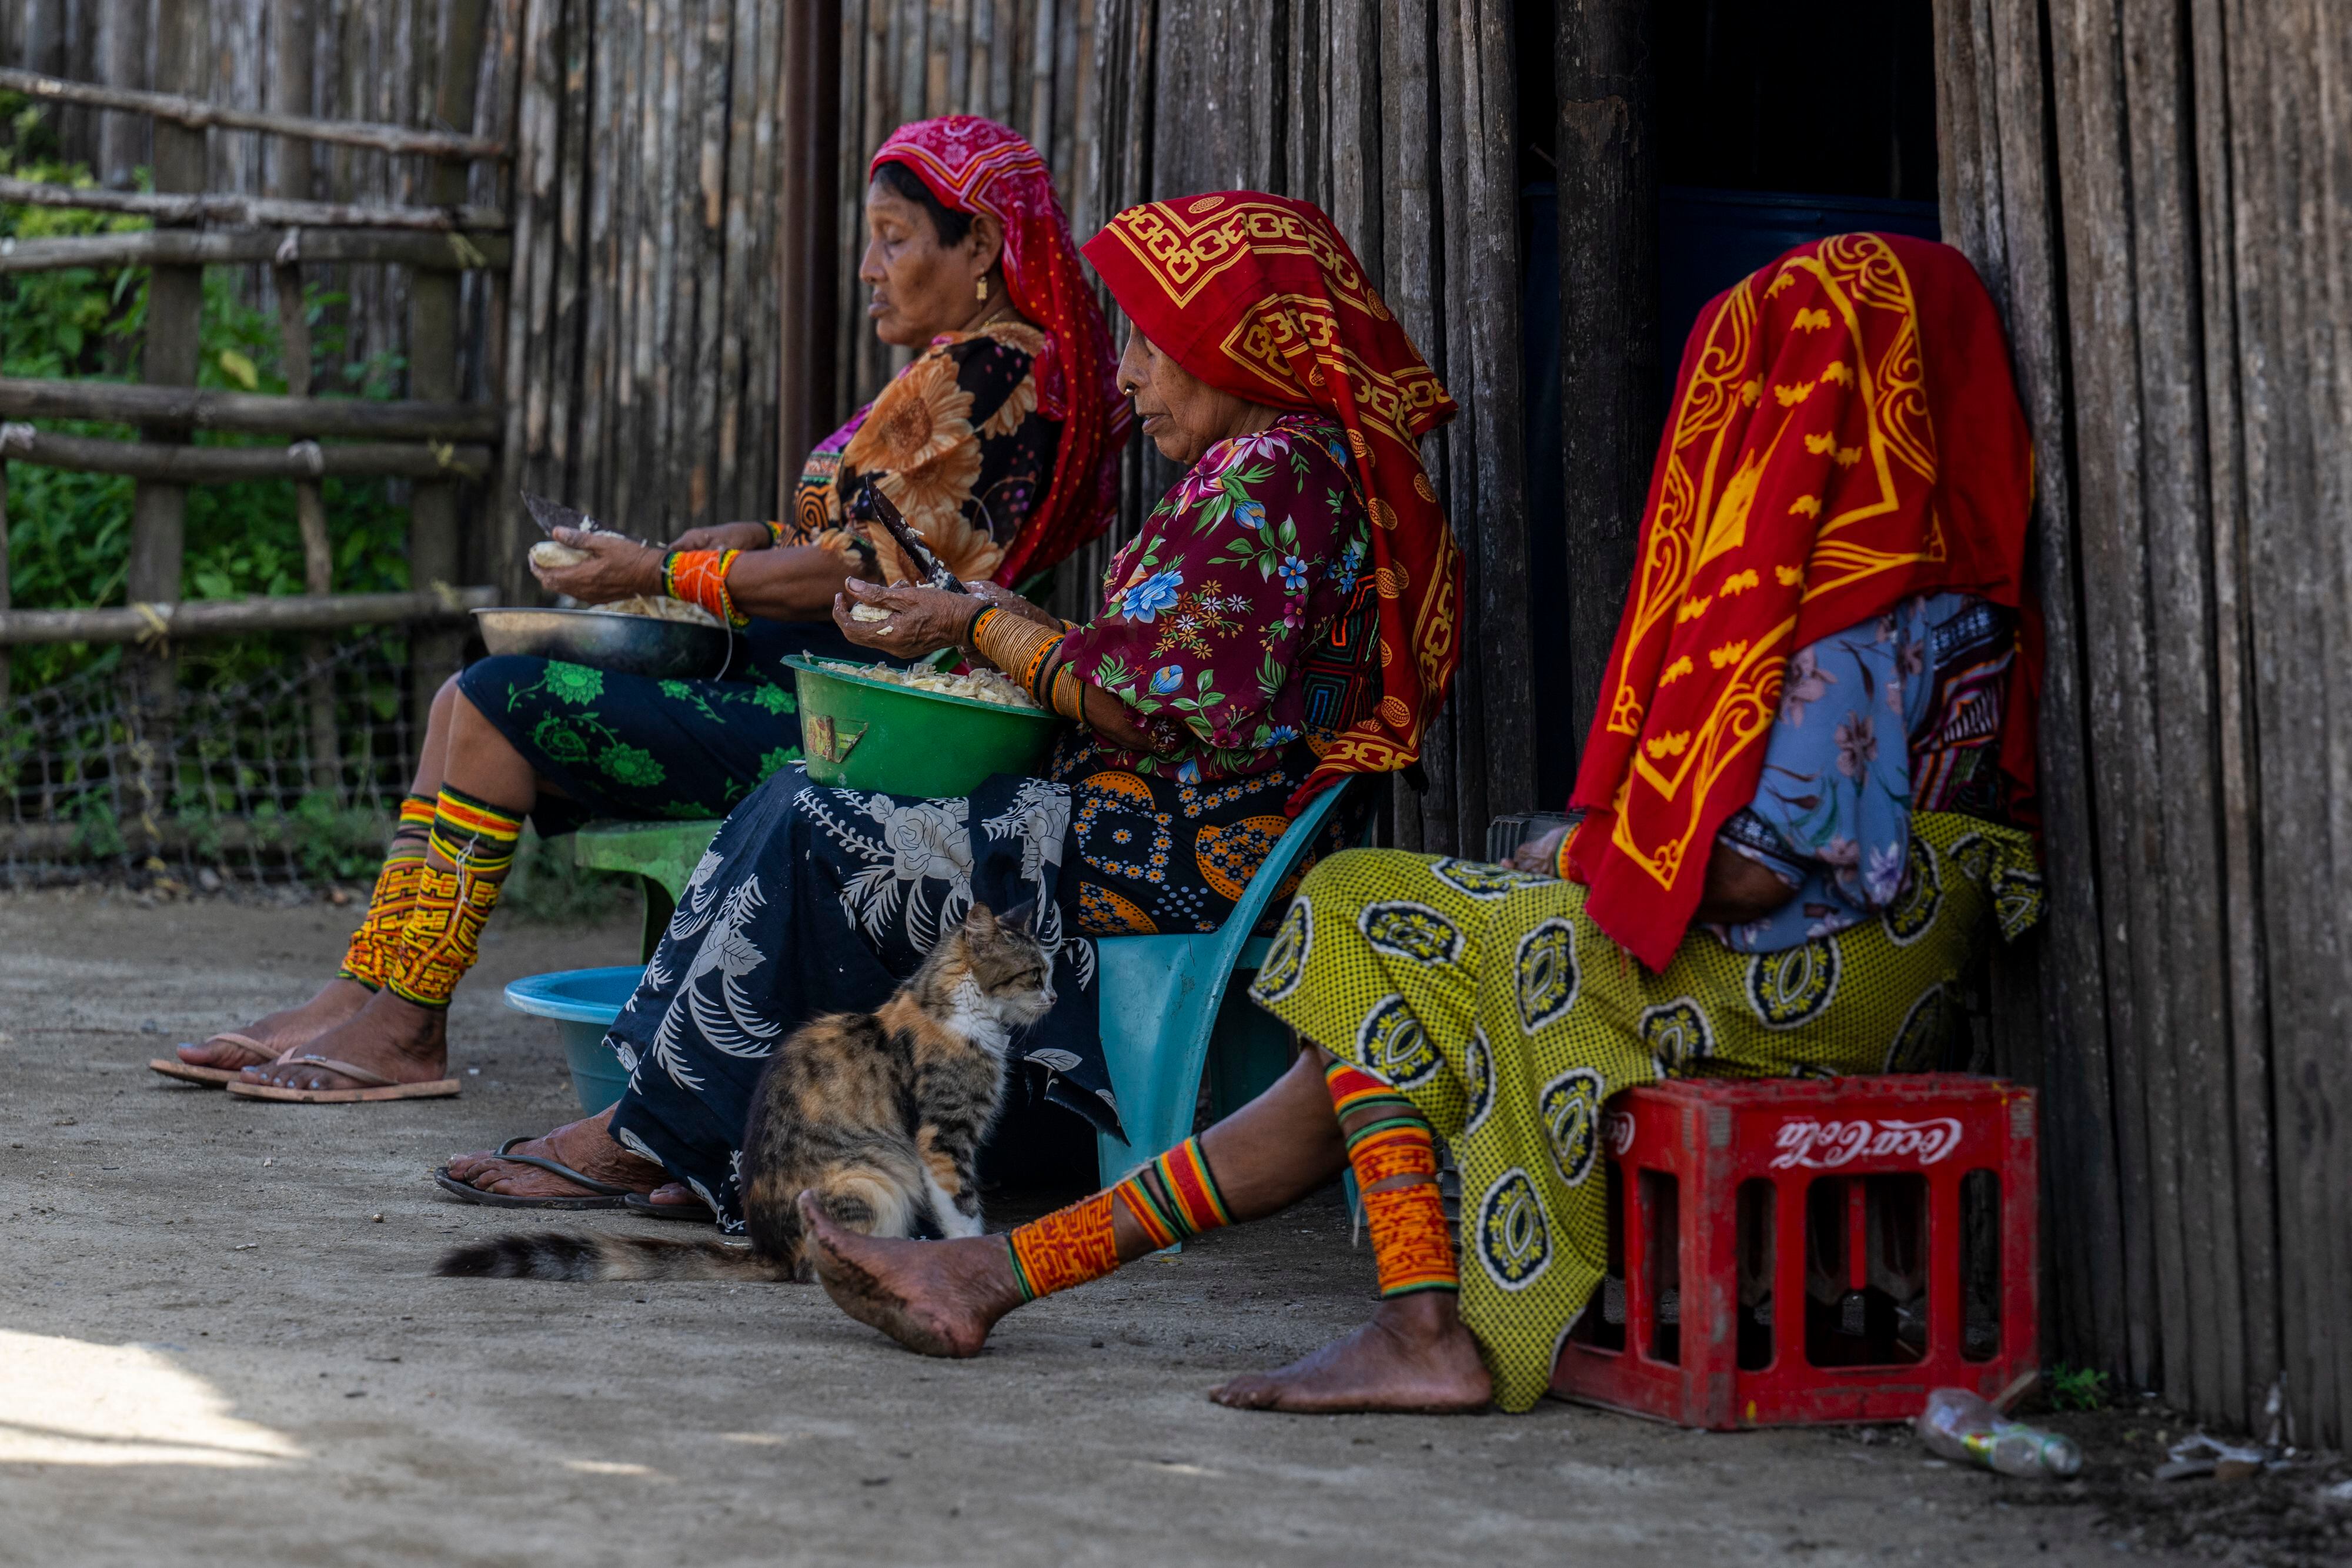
xmin=1937 ymin=0 xmax=2352 ymax=1445
xmin=0 ymin=0 xmax=510 ymax=756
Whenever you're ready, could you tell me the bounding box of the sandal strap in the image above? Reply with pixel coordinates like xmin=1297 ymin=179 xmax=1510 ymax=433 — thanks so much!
xmin=484 ymin=1135 xmax=637 ymax=1198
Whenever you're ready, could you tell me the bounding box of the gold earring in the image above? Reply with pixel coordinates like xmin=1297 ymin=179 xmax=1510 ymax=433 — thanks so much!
xmin=975 ymin=276 xmax=989 ymax=302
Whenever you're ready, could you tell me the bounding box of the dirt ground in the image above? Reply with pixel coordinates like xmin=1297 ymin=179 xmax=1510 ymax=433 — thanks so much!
xmin=0 ymin=886 xmax=2334 ymax=1567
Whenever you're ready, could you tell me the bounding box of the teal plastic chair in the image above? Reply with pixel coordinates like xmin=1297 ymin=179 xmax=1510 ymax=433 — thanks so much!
xmin=1091 ymin=778 xmax=1357 ymax=1185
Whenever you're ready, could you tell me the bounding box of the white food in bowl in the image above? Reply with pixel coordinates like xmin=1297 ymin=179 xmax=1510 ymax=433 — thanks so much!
xmin=816 ymin=660 xmax=1041 ymax=711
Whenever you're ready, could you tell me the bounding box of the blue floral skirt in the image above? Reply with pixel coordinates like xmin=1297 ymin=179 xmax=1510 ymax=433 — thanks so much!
xmin=598 ymin=743 xmax=1342 ymax=1231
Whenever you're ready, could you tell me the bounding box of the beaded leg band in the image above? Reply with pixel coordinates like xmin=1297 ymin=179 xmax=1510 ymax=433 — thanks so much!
xmin=384 ymin=788 xmax=523 ymax=1009
xmin=1003 ymin=1138 xmax=1235 ymax=1302
xmin=338 ymin=795 xmax=436 ymax=989
xmin=1005 ymin=1189 xmax=1121 ymax=1303
xmin=1114 ymin=1138 xmax=1232 ymax=1251
xmin=1328 ymin=1061 xmax=1459 ymax=1299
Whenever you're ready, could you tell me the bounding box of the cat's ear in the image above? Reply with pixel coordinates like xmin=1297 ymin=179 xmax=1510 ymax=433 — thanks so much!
xmin=997 ymin=898 xmax=1039 ymax=934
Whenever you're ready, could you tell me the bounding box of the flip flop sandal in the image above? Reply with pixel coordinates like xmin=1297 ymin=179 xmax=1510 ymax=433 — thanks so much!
xmin=431 ymin=1136 xmax=636 ymax=1211
xmin=223 ymin=1055 xmax=462 ymax=1104
xmin=624 ymin=1191 xmax=715 ymax=1223
xmin=149 ymin=1034 xmax=289 ymax=1088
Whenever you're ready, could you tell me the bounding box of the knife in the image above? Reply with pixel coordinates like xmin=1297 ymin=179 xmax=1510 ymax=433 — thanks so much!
xmin=522 ymin=490 xmax=594 ymax=539
xmin=860 ymin=482 xmax=967 ymax=594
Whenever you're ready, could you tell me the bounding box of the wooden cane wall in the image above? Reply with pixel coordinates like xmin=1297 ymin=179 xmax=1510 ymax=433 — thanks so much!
xmin=1080 ymin=0 xmax=1537 ymax=855
xmin=826 ymin=1 xmax=1538 ymax=854
xmin=1936 ymin=0 xmax=2352 ymax=1445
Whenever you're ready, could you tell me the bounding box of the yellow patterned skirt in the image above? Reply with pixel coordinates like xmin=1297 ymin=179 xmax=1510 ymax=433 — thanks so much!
xmin=1247 ymin=811 xmax=2041 ymax=1412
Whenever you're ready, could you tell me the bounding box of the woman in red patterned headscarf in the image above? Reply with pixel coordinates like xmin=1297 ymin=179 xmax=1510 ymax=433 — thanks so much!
xmin=788 ymin=233 xmax=2046 ymax=1425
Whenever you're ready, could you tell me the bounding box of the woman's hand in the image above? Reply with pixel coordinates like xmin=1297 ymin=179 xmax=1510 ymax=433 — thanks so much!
xmin=529 ymin=527 xmax=664 ymax=604
xmin=1509 ymin=824 xmax=1569 ymax=878
xmin=964 ymin=579 xmax=1061 ymax=631
xmin=670 ymin=520 xmax=775 ymax=553
xmin=831 ymin=577 xmax=978 ymax=659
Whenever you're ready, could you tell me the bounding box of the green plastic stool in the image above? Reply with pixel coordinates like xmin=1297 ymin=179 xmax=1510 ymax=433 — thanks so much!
xmin=1091 ymin=778 xmax=1359 ymax=1185
xmin=570 ymin=783 xmax=1357 ymax=1185
xmin=573 ymin=818 xmax=723 ymax=960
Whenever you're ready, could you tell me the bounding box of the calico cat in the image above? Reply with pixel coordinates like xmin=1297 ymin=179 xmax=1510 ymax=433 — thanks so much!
xmin=434 ymin=901 xmax=1054 ymax=1283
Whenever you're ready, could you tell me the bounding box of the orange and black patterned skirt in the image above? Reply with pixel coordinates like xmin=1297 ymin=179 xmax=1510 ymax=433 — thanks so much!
xmin=1048 ymin=733 xmax=1354 ymax=940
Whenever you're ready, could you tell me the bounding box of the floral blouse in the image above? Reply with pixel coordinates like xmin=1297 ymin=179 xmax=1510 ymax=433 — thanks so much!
xmin=1057 ymin=411 xmax=1373 ymax=785
xmin=783 ymin=319 xmax=1061 ymax=585
xmin=1712 ymin=591 xmax=2019 ymax=952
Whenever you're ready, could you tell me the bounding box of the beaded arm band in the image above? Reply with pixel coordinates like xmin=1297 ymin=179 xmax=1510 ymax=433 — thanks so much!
xmin=968 ymin=605 xmax=1090 ymax=723
xmin=764 ymin=520 xmax=790 ymax=546
xmin=663 ymin=548 xmax=749 ymax=627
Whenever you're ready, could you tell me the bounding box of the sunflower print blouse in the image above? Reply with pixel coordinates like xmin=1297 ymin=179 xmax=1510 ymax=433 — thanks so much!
xmin=782 ymin=319 xmax=1060 ymax=585
xmin=1058 ymin=411 xmax=1374 ymax=785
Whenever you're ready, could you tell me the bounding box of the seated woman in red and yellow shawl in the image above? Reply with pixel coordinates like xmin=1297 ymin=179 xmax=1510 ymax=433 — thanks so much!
xmin=799 ymin=232 xmax=2044 ymax=1416
xmin=161 ymin=116 xmax=1127 ymax=1103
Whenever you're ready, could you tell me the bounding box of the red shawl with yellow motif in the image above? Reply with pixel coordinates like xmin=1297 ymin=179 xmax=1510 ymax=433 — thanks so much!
xmin=1082 ymin=192 xmax=1464 ymax=807
xmin=1566 ymin=232 xmax=2035 ymax=971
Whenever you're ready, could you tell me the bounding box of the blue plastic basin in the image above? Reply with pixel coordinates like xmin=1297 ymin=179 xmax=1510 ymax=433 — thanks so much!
xmin=503 ymin=965 xmax=644 ymax=1115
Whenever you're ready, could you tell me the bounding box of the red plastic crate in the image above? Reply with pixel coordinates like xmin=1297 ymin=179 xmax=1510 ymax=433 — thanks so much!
xmin=1548 ymin=1074 xmax=2037 ymax=1429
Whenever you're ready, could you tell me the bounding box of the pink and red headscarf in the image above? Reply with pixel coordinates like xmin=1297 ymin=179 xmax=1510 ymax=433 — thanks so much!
xmin=869 ymin=116 xmax=1129 ymax=583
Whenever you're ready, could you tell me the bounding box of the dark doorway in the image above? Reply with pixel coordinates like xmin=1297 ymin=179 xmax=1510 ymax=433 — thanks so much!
xmin=1515 ymin=0 xmax=1941 ymax=807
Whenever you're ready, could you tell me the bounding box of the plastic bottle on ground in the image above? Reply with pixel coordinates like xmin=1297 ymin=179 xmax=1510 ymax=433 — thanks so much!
xmin=1916 ymin=1387 xmax=2084 ymax=1479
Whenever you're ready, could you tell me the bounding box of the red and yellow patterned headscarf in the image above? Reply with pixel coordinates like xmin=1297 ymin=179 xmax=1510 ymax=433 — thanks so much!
xmin=1082 ymin=192 xmax=1464 ymax=806
xmin=870 ymin=116 xmax=1129 ymax=582
xmin=1566 ymin=232 xmax=2036 ymax=971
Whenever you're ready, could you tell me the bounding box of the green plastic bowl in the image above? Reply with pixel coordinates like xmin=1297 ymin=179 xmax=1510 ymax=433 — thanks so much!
xmin=784 ymin=654 xmax=1063 ymax=797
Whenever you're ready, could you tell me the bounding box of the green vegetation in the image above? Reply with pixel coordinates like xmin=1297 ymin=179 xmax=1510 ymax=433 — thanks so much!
xmin=1 ymin=93 xmax=413 ymax=692
xmin=2046 ymin=1364 xmax=2112 ymax=1412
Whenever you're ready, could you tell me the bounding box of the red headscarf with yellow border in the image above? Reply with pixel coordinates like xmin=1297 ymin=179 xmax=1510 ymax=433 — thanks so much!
xmin=1566 ymin=232 xmax=2036 ymax=972
xmin=1083 ymin=192 xmax=1464 ymax=807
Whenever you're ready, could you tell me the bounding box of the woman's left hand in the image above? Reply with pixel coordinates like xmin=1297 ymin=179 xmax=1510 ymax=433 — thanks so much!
xmin=529 ymin=527 xmax=664 ymax=604
xmin=832 ymin=577 xmax=977 ymax=658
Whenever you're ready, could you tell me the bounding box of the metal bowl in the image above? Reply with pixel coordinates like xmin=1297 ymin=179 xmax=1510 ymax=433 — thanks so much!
xmin=472 ymin=607 xmax=731 ymax=680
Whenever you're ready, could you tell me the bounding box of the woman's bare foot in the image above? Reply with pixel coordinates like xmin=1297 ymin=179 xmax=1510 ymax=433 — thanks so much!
xmin=176 ymin=977 xmax=374 ymax=1071
xmin=237 ymin=989 xmax=448 ymax=1093
xmin=1208 ymin=1293 xmax=1492 ymax=1413
xmin=442 ymin=1106 xmax=668 ymax=1200
xmin=799 ymin=1192 xmax=1024 ymax=1358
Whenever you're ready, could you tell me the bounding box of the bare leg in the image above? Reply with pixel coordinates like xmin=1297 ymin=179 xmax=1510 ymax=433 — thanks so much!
xmin=1205 ymin=1048 xmax=1489 ymax=1412
xmin=176 ymin=674 xmax=473 ymax=1072
xmin=802 ymin=1045 xmax=1350 ymax=1358
xmin=1206 ymin=1288 xmax=1489 ymax=1413
xmin=242 ymin=689 xmax=537 ymax=1092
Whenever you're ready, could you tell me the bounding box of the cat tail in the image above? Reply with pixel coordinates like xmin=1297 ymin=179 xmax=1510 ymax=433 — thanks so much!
xmin=430 ymin=1232 xmax=792 ymax=1282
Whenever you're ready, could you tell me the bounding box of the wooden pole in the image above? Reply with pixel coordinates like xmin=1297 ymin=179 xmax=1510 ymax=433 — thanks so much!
xmin=0 ymin=176 xmax=510 ymax=232
xmin=130 ymin=0 xmax=209 ymax=865
xmin=0 ymin=379 xmax=500 ymax=440
xmin=1553 ymin=0 xmax=1658 ymax=759
xmin=777 ymin=0 xmax=844 ymax=516
xmin=407 ymin=0 xmax=493 ymax=737
xmin=0 ymin=66 xmax=512 ymax=160
xmin=272 ymin=0 xmax=340 ymax=795
xmin=0 ymin=428 xmax=493 ymax=482
xmin=0 ymin=587 xmax=499 ymax=647
xmin=0 ymin=229 xmax=514 ymax=274
xmin=0 ymin=459 xmax=11 ymax=707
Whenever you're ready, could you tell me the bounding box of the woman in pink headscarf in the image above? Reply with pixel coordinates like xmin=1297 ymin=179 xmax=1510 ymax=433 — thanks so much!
xmin=167 ymin=118 xmax=1125 ymax=1121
